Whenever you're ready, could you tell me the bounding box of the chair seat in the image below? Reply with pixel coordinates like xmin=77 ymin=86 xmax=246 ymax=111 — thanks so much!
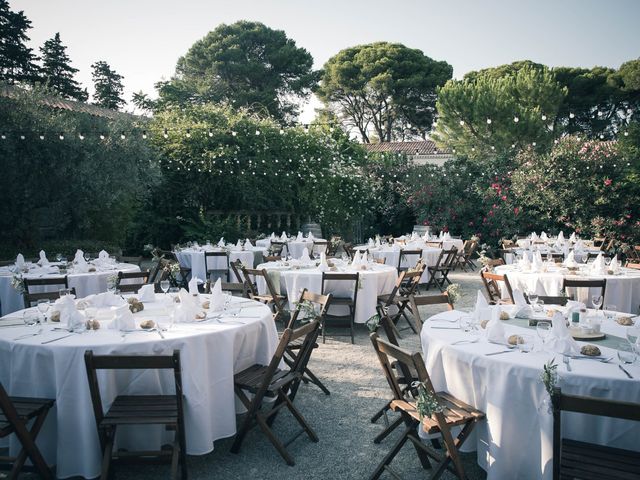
xmin=328 ymin=297 xmax=354 ymax=306
xmin=234 ymin=364 xmax=296 ymax=394
xmin=101 ymin=395 xmax=178 ymax=426
xmin=560 ymin=438 xmax=640 ymax=480
xmin=0 ymin=396 xmax=55 ymax=436
xmin=281 ymin=335 xmax=318 ymax=350
xmin=251 ymin=294 xmax=286 ymax=304
xmin=390 ymin=391 xmax=485 ymax=435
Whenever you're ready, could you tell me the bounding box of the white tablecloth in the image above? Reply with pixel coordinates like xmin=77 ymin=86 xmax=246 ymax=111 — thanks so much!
xmin=175 ymin=247 xmax=267 ymax=282
xmin=254 ymin=260 xmax=396 ymax=324
xmin=0 ymin=295 xmax=277 ymax=479
xmin=420 ymin=308 xmax=640 ymax=480
xmin=254 ymin=238 xmax=326 ymax=259
xmin=0 ymin=263 xmax=140 ymax=316
xmin=355 ymin=245 xmax=440 ymax=283
xmin=495 ymin=264 xmax=640 ymax=314
xmin=503 ymin=248 xmax=601 ymax=265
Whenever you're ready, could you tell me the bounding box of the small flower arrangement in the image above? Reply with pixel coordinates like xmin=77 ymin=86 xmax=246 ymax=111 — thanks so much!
xmin=540 ymin=358 xmax=559 ymax=396
xmin=445 ymin=283 xmax=461 ymax=304
xmin=11 ymin=274 xmax=25 ymax=294
xmin=106 ymin=274 xmax=118 ymax=291
xmin=414 ymin=381 xmax=443 ymax=420
xmin=366 ymin=314 xmax=381 ymax=332
xmin=162 ymin=262 xmax=183 ymax=287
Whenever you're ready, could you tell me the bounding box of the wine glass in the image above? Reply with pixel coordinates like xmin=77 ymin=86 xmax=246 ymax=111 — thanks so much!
xmin=160 ymin=280 xmax=170 ymax=294
xmin=23 ymin=311 xmax=39 ymax=326
xmin=36 ymin=299 xmax=50 ymax=323
xmin=84 ymin=252 xmax=91 ymax=263
xmin=591 ymin=295 xmax=603 ymax=311
xmin=617 ymin=342 xmax=637 ymax=365
xmin=536 ymin=321 xmax=552 ymax=350
xmin=528 ymin=292 xmax=539 ymax=310
xmin=626 ymin=327 xmax=640 ymax=346
xmin=55 ymin=253 xmax=63 ymax=263
xmin=604 ymin=304 xmax=617 ymax=322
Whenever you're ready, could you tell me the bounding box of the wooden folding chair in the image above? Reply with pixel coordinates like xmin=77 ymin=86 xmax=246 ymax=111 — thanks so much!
xmin=408 ymin=292 xmax=454 ymax=331
xmin=626 ymin=262 xmax=640 ymax=270
xmin=377 ymin=268 xmax=424 ymax=336
xmin=263 ymin=255 xmax=282 ymax=262
xmin=369 ymin=333 xmax=485 ymax=480
xmin=480 ymin=268 xmax=515 ymax=304
xmin=23 ymin=276 xmax=74 ymax=307
xmin=268 ymin=241 xmax=286 ymax=257
xmin=311 ymin=240 xmax=328 ymax=259
xmin=527 ymin=294 xmax=568 ymax=306
xmin=231 ymin=320 xmax=321 ymax=466
xmin=455 ymin=240 xmax=478 ymax=271
xmin=116 ymin=270 xmax=150 ymax=293
xmin=562 ymin=278 xmax=606 ymax=308
xmin=0 ymin=383 xmax=55 ymax=479
xmin=397 ymin=249 xmax=423 ymax=275
xmin=204 ymin=251 xmax=229 ymax=283
xmin=84 ymin=350 xmax=187 ymax=480
xmin=321 ymin=272 xmax=359 ymax=344
xmin=342 ymin=243 xmax=356 ymax=260
xmin=551 ymin=388 xmax=640 ymax=480
xmin=425 ymin=248 xmax=458 ymax=291
xmin=592 ymin=237 xmax=606 ymax=249
xmin=116 ymin=255 xmax=143 ymax=267
xmin=241 ymin=266 xmax=287 ymax=323
xmin=426 ymin=241 xmax=443 ymax=249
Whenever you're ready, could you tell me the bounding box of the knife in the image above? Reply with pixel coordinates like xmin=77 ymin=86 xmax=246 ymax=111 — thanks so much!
xmin=619 ymin=364 xmax=634 ymax=379
xmin=41 ymin=333 xmax=75 ymax=344
xmin=485 ymin=350 xmax=516 ymax=356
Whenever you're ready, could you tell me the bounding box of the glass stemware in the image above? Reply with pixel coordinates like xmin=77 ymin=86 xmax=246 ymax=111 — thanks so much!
xmin=591 ymin=295 xmax=603 ymax=311
xmin=160 ymin=280 xmax=170 ymax=294
xmin=536 ymin=321 xmax=552 ymax=350
xmin=36 ymin=299 xmax=50 ymax=323
xmin=55 ymin=253 xmax=63 ymax=263
xmin=617 ymin=342 xmax=637 ymax=365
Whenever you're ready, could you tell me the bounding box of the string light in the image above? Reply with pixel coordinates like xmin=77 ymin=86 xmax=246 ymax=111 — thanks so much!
xmin=100 ymin=133 xmax=105 ymax=140
xmin=513 ymin=117 xmax=519 ymax=123
xmin=255 ymin=130 xmax=260 ymax=136
xmin=39 ymin=133 xmax=45 ymax=140
xmin=208 ymin=129 xmax=213 ymax=137
xmin=59 ymin=132 xmax=64 ymax=140
xmin=231 ymin=131 xmax=237 ymax=137
xmin=541 ymin=114 xmax=547 ymax=121
xmin=569 ymin=112 xmax=575 ymax=119
xmin=185 ymin=129 xmax=191 ymax=138
xmin=163 ymin=129 xmax=168 ymax=139
xmin=120 ymin=131 xmax=126 ymax=140
xmin=142 ymin=131 xmax=147 ymax=139
xmin=279 ymin=128 xmax=285 ymax=135
xmin=459 ymin=120 xmax=465 ymax=126
xmin=486 ymin=118 xmax=492 ymax=125
xmin=79 ymin=133 xmax=85 ymax=140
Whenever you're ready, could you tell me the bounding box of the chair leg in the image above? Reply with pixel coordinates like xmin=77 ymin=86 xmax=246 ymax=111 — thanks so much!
xmin=371 ymin=400 xmax=392 ymax=423
xmin=374 ymin=415 xmax=404 ymax=444
xmin=368 ymin=423 xmax=413 ymax=480
xmin=255 ymin=413 xmax=296 ymax=466
xmin=430 ymin=421 xmax=476 ymax=480
xmin=100 ymin=428 xmax=116 ymax=480
xmin=280 ymin=391 xmax=318 ymax=443
xmin=9 ymin=407 xmax=53 ymax=480
xmin=302 ymin=367 xmax=330 ymax=395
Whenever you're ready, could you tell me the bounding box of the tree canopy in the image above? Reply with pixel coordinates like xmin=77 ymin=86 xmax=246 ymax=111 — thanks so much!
xmin=91 ymin=61 xmax=125 ymax=110
xmin=0 ymin=0 xmax=39 ymax=84
xmin=40 ymin=33 xmax=87 ymax=101
xmin=317 ymin=42 xmax=452 ymax=143
xmin=154 ymin=21 xmax=317 ymax=122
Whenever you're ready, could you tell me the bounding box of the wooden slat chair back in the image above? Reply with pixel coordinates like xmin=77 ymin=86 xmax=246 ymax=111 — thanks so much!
xmin=342 ymin=243 xmax=356 ymax=260
xmin=586 ymin=251 xmax=612 ymax=262
xmin=230 ymin=320 xmax=322 ymax=466
xmin=425 ymin=247 xmax=458 ymax=291
xmin=311 ymin=240 xmax=328 ymax=259
xmin=501 ymin=239 xmax=515 ymax=249
xmin=83 ymin=350 xmax=187 ymax=480
xmin=228 ymin=259 xmax=247 ymax=290
xmin=627 ymin=245 xmax=640 ymax=261
xmin=526 ymin=294 xmax=568 ymax=307
xmin=377 ymin=268 xmax=424 ymax=336
xmin=485 ymin=258 xmax=506 ymax=268
xmin=242 ymin=267 xmax=287 ymax=323
xmin=116 ymin=270 xmax=150 ymax=293
xmin=455 ymin=240 xmax=478 ymax=271
xmin=480 ymin=268 xmax=515 ymax=304
xmin=325 ymin=238 xmax=340 ymax=257
xmin=426 ymin=241 xmax=443 ymax=248
xmin=23 ymin=276 xmax=73 ymax=307
xmin=592 ymin=237 xmax=606 ymax=249
xmin=551 ymin=388 xmax=640 ymax=480
xmin=321 ymin=272 xmax=359 ymax=344
xmin=376 ymin=270 xmax=407 ymax=316
xmin=408 ymin=292 xmax=454 ymax=331
xmin=398 ymin=249 xmax=423 ymax=274
xmin=204 ymin=251 xmax=229 ymax=283
xmin=562 ymin=278 xmax=606 ymax=309
xmin=0 ymin=383 xmax=55 ymax=479
xmin=263 ymin=255 xmax=282 ymax=262
xmin=625 ymin=261 xmax=640 ymax=270
xmin=369 ymin=333 xmax=484 ymax=480
xmin=268 ymin=241 xmax=286 ymax=257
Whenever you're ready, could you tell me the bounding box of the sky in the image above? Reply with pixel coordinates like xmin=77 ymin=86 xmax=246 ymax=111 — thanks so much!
xmin=10 ymin=0 xmax=640 ymax=122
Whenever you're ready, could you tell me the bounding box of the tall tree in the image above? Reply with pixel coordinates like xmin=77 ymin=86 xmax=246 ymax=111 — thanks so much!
xmin=40 ymin=33 xmax=87 ymax=101
xmin=316 ymin=42 xmax=452 ymax=143
xmin=0 ymin=0 xmax=39 ymax=84
xmin=91 ymin=61 xmax=125 ymax=110
xmin=156 ymin=21 xmax=317 ymax=122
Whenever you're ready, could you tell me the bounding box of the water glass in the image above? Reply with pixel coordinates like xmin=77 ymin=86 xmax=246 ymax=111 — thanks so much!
xmin=617 ymin=342 xmax=637 ymax=365
xmin=536 ymin=321 xmax=552 ymax=348
xmin=518 ymin=334 xmax=534 ymax=353
xmin=459 ymin=315 xmax=476 ymax=333
xmin=168 ymin=287 xmax=180 ymax=303
xmin=591 ymin=295 xmax=603 ymax=310
xmin=55 ymin=253 xmax=63 ymax=263
xmin=626 ymin=327 xmax=640 ymax=346
xmin=604 ymin=305 xmax=617 ymax=322
xmin=160 ymin=280 xmax=170 ymax=294
xmin=36 ymin=299 xmax=50 ymax=323
xmin=23 ymin=311 xmax=39 ymax=326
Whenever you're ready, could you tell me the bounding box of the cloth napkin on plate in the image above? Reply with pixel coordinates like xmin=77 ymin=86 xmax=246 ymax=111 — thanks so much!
xmin=591 ymin=253 xmax=606 ymax=275
xmin=188 ymin=277 xmax=201 ymax=295
xmin=513 ymin=289 xmax=533 ymax=317
xmin=531 ymin=252 xmax=543 ymax=272
xmin=609 ymin=255 xmax=620 ymax=273
xmin=37 ymin=250 xmax=49 ymax=266
xmin=209 ymin=278 xmax=224 ymax=311
xmin=216 ymin=237 xmax=225 ymax=247
xmin=176 ymin=288 xmax=203 ymax=323
xmin=375 ymin=237 xmax=381 ymax=247
xmin=554 ymin=237 xmax=565 ymax=250
xmin=296 ymin=231 xmax=303 ymax=241
xmin=98 ymin=250 xmax=109 ymax=261
xmin=351 ymin=250 xmax=361 ymax=266
xmin=109 ymin=304 xmax=135 ymax=331
xmin=473 ymin=290 xmax=491 ymax=323
xmin=15 ymin=253 xmax=25 ymax=269
xmin=564 ymin=250 xmax=578 ymax=268
xmin=519 ymin=252 xmax=531 ymax=271
xmin=245 ymin=238 xmax=253 ymax=248
xmin=53 ymin=295 xmax=85 ymax=331
xmin=410 ymin=232 xmax=418 ymax=242
xmin=82 ymin=292 xmax=126 ymax=308
xmin=540 ymin=231 xmax=548 ymax=241
xmin=73 ymin=249 xmax=85 ymax=264
xmin=547 ymin=311 xmax=579 ymax=354
xmin=317 ymin=252 xmax=330 ymax=272
xmin=531 ymin=232 xmax=539 ymax=241
xmin=486 ymin=307 xmax=506 ymax=344
xmin=138 ymin=284 xmax=156 ymax=302
xmin=300 ymin=247 xmax=311 ymax=262
xmin=235 ymin=239 xmax=243 ymax=249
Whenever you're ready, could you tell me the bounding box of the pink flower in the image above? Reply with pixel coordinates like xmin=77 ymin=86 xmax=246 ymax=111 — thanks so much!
xmin=604 ymin=178 xmax=612 ymax=186
xmin=501 ymin=195 xmax=507 ymax=201
xmin=514 ymin=207 xmax=520 ymax=215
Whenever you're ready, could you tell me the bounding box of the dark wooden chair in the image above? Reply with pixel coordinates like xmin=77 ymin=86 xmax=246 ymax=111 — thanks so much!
xmin=626 ymin=261 xmax=640 ymax=270
xmin=321 ymin=272 xmax=359 ymax=344
xmin=455 ymin=240 xmax=478 ymax=271
xmin=229 ymin=259 xmax=246 ymax=288
xmin=592 ymin=236 xmax=606 ymax=249
xmin=204 ymin=251 xmax=229 ymax=283
xmin=484 ymin=258 xmax=506 ymax=268
xmin=369 ymin=333 xmax=484 ymax=480
xmin=23 ymin=276 xmax=73 ymax=307
xmin=397 ymin=249 xmax=423 ymax=275
xmin=377 ymin=268 xmax=425 ymax=336
xmin=116 ymin=255 xmax=143 ymax=267
xmin=551 ymin=388 xmax=640 ymax=480
xmin=562 ymin=278 xmax=606 ymax=309
xmin=0 ymin=383 xmax=55 ymax=479
xmin=425 ymin=241 xmax=443 ymax=249
xmin=311 ymin=240 xmax=328 ymax=259
xmin=408 ymin=292 xmax=454 ymax=331
xmin=268 ymin=241 xmax=286 ymax=257
xmin=480 ymin=268 xmax=515 ymax=304
xmin=116 ymin=270 xmax=150 ymax=293
xmin=526 ymin=294 xmax=568 ymax=306
xmin=231 ymin=320 xmax=321 ymax=466
xmin=325 ymin=238 xmax=340 ymax=257
xmin=263 ymin=255 xmax=282 ymax=262
xmin=84 ymin=350 xmax=187 ymax=480
xmin=241 ymin=266 xmax=287 ymax=323
xmin=425 ymin=248 xmax=458 ymax=291
xmin=342 ymin=242 xmax=356 ymax=260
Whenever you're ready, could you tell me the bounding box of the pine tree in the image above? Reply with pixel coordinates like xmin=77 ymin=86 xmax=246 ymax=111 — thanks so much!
xmin=0 ymin=0 xmax=40 ymax=84
xmin=91 ymin=60 xmax=125 ymax=110
xmin=40 ymin=33 xmax=87 ymax=101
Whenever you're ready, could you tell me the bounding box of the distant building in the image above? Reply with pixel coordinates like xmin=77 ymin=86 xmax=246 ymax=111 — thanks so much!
xmin=362 ymin=140 xmax=454 ymax=166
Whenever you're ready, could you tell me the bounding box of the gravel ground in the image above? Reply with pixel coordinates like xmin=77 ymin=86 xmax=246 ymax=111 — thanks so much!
xmin=2 ymin=267 xmax=488 ymax=480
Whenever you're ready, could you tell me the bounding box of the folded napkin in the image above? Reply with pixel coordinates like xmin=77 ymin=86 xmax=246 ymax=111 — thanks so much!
xmin=300 ymin=247 xmax=311 ymax=262
xmin=569 ymin=232 xmax=577 ymax=243
xmin=109 ymin=304 xmax=136 ymax=331
xmin=98 ymin=249 xmax=109 ymax=261
xmin=15 ymin=253 xmax=25 ymax=269
xmin=375 ymin=237 xmax=381 ymax=247
xmin=557 ymin=230 xmax=565 ymax=241
xmin=410 ymin=232 xmax=418 ymax=241
xmin=531 ymin=252 xmax=543 ymax=272
xmin=217 ymin=237 xmax=225 ymax=247
xmin=270 ymin=232 xmax=276 ymax=240
xmin=209 ymin=278 xmax=224 ymax=311
xmin=188 ymin=277 xmax=201 ymax=296
xmin=473 ymin=290 xmax=491 ymax=323
xmin=513 ymin=289 xmax=532 ymax=317
xmin=235 ymin=239 xmax=242 ymax=249
xmin=37 ymin=250 xmax=49 ymax=266
xmin=176 ymin=288 xmax=203 ymax=323
xmin=610 ymin=255 xmax=620 ymax=273
xmin=564 ymin=250 xmax=577 ymax=268
xmin=439 ymin=231 xmax=444 ymax=239
xmin=486 ymin=308 xmax=506 ymax=343
xmin=540 ymin=231 xmax=548 ymax=241
xmin=444 ymin=232 xmax=451 ymax=240
xmin=308 ymin=231 xmax=315 ymax=240
xmin=554 ymin=237 xmax=565 ymax=250
xmin=574 ymin=240 xmax=585 ymax=253
xmin=296 ymin=231 xmax=303 ymax=241
xmin=138 ymin=284 xmax=156 ymax=302
xmin=245 ymin=238 xmax=253 ymax=248
xmin=519 ymin=252 xmax=531 ymax=271
xmin=390 ymin=243 xmax=400 ymax=252
xmin=531 ymin=232 xmax=539 ymax=241
xmin=591 ymin=253 xmax=606 ymax=275
xmin=73 ymin=249 xmax=86 ymax=264
xmin=547 ymin=311 xmax=579 ymax=354
xmin=82 ymin=292 xmax=126 ymax=308
xmin=53 ymin=295 xmax=85 ymax=331
xmin=280 ymin=231 xmax=288 ymax=241
xmin=351 ymin=250 xmax=361 ymax=266
xmin=368 ymin=238 xmax=375 ymax=247
xmin=317 ymin=252 xmax=330 ymax=272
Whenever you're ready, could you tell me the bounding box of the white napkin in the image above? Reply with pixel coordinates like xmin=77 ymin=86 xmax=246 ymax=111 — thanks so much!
xmin=300 ymin=247 xmax=311 ymax=262
xmin=97 ymin=250 xmax=109 ymax=263
xmin=37 ymin=250 xmax=49 ymax=266
xmin=554 ymin=237 xmax=565 ymax=250
xmin=557 ymin=231 xmax=565 ymax=242
xmin=217 ymin=237 xmax=225 ymax=247
xmin=411 ymin=232 xmax=418 ymax=241
xmin=82 ymin=292 xmax=126 ymax=308
xmin=610 ymin=255 xmax=619 ymax=273
xmin=570 ymin=232 xmax=577 ymax=243
xmin=351 ymin=250 xmax=361 ymax=266
xmin=245 ymin=238 xmax=253 ymax=247
xmin=296 ymin=231 xmax=303 ymax=241
xmin=390 ymin=243 xmax=400 ymax=252
xmin=531 ymin=232 xmax=539 ymax=241
xmin=375 ymin=237 xmax=381 ymax=247
xmin=317 ymin=252 xmax=330 ymax=272
xmin=564 ymin=250 xmax=577 ymax=268
xmin=109 ymin=304 xmax=136 ymax=331
xmin=541 ymin=231 xmax=548 ymax=241
xmin=16 ymin=253 xmax=25 ymax=269
xmin=444 ymin=232 xmax=451 ymax=240
xmin=270 ymin=232 xmax=276 ymax=240
xmin=591 ymin=253 xmax=606 ymax=275
xmin=547 ymin=311 xmax=579 ymax=354
xmin=235 ymin=239 xmax=243 ymax=249
xmin=188 ymin=277 xmax=201 ymax=295
xmin=368 ymin=238 xmax=375 ymax=247
xmin=574 ymin=240 xmax=585 ymax=253
xmin=519 ymin=253 xmax=531 ymax=271
xmin=74 ymin=249 xmax=86 ymax=264
xmin=473 ymin=290 xmax=491 ymax=322
xmin=280 ymin=231 xmax=288 ymax=241
xmin=513 ymin=289 xmax=532 ymax=317
xmin=486 ymin=307 xmax=506 ymax=343
xmin=53 ymin=295 xmax=85 ymax=330
xmin=176 ymin=288 xmax=203 ymax=322
xmin=531 ymin=252 xmax=543 ymax=272
xmin=308 ymin=231 xmax=315 ymax=240
xmin=209 ymin=278 xmax=224 ymax=311
xmin=138 ymin=284 xmax=156 ymax=302
xmin=439 ymin=231 xmax=444 ymax=239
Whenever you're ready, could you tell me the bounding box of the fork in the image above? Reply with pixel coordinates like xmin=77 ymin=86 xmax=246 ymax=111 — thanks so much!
xmin=563 ymin=355 xmax=572 ymax=372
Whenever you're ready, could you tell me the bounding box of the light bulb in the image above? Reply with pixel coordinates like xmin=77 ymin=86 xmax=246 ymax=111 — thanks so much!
xmin=532 ymin=142 xmax=537 ymax=146
xmin=39 ymin=134 xmax=45 ymax=140
xmin=459 ymin=120 xmax=465 ymax=126
xmin=142 ymin=131 xmax=147 ymax=139
xmin=0 ymin=134 xmax=5 ymax=140
xmin=120 ymin=132 xmax=126 ymax=140
xmin=186 ymin=129 xmax=191 ymax=138
xmin=100 ymin=134 xmax=105 ymax=140
xmin=208 ymin=129 xmax=213 ymax=137
xmin=20 ymin=135 xmax=25 ymax=140
xmin=513 ymin=117 xmax=519 ymax=123
xmin=624 ymin=131 xmax=629 ymax=137
xmin=59 ymin=133 xmax=65 ymax=140
xmin=79 ymin=133 xmax=85 ymax=140
xmin=163 ymin=129 xmax=168 ymax=138
xmin=541 ymin=114 xmax=547 ymax=121
xmin=569 ymin=112 xmax=575 ymax=119
xmin=279 ymin=129 xmax=285 ymax=135
xmin=231 ymin=131 xmax=237 ymax=137
xmin=486 ymin=118 xmax=492 ymax=125
xmin=255 ymin=130 xmax=260 ymax=136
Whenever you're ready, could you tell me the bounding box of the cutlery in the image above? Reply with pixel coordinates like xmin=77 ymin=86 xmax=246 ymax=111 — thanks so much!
xmin=13 ymin=328 xmax=43 ymax=341
xmin=41 ymin=333 xmax=75 ymax=344
xmin=563 ymin=355 xmax=572 ymax=372
xmin=452 ymin=338 xmax=479 ymax=345
xmin=618 ymin=364 xmax=633 ymax=379
xmin=430 ymin=326 xmax=460 ymax=330
xmin=485 ymin=350 xmax=516 ymax=356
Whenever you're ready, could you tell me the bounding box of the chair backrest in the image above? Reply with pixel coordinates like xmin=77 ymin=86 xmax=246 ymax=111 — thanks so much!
xmin=84 ymin=350 xmax=184 ymax=431
xmin=426 ymin=241 xmax=443 ymax=248
xmin=286 ymin=288 xmax=332 ymax=329
xmin=311 ymin=240 xmax=328 ymax=258
xmin=562 ymin=278 xmax=606 ymax=307
xmin=229 ymin=259 xmax=245 ymax=285
xmin=625 ymin=261 xmax=640 ymax=270
xmin=527 ymin=294 xmax=568 ymax=306
xmin=378 ymin=270 xmax=408 ymax=311
xmin=326 ymin=238 xmax=340 ymax=257
xmin=551 ymin=387 xmax=640 ymax=480
xmin=442 ymin=247 xmax=459 ymax=268
xmin=400 ymin=268 xmax=424 ymax=297
xmin=592 ymin=237 xmax=606 ymax=248
xmin=463 ymin=240 xmax=478 ymax=259
xmin=485 ymin=258 xmax=506 ymax=268
xmin=243 ymin=267 xmax=287 ymax=320
xmin=263 ymin=255 xmax=282 ymax=262
xmin=204 ymin=251 xmax=229 ymax=280
xmin=117 ymin=255 xmax=143 ymax=267
xmin=116 ymin=270 xmax=150 ymax=293
xmin=342 ymin=243 xmax=355 ymax=260
xmin=268 ymin=241 xmax=286 ymax=256
xmin=410 ymin=293 xmax=454 ymax=330
xmin=321 ymin=272 xmax=359 ymax=312
xmin=398 ymin=249 xmax=423 ymax=271
xmin=480 ymin=268 xmax=514 ymax=304
xmin=23 ymin=276 xmax=71 ymax=306
xmin=501 ymin=239 xmax=514 ymax=249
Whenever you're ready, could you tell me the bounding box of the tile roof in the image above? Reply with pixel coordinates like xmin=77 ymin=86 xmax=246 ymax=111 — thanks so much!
xmin=362 ymin=141 xmax=450 ymax=155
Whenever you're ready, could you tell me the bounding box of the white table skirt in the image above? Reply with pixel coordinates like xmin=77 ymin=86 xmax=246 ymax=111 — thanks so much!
xmin=0 ymin=295 xmax=277 ymax=479
xmin=495 ymin=265 xmax=640 ymax=314
xmin=254 ymin=261 xmax=397 ymax=324
xmin=0 ymin=263 xmax=140 ymax=316
xmin=420 ymin=308 xmax=640 ymax=480
xmin=355 ymin=245 xmax=441 ymax=283
xmin=175 ymin=248 xmax=266 ymax=282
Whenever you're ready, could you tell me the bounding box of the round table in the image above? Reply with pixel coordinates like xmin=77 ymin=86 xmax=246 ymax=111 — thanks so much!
xmin=255 ymin=259 xmax=397 ymax=324
xmin=495 ymin=264 xmax=640 ymax=314
xmin=355 ymin=245 xmax=441 ymax=283
xmin=254 ymin=237 xmax=326 ymax=259
xmin=175 ymin=247 xmax=267 ymax=282
xmin=0 ymin=262 xmax=140 ymax=316
xmin=0 ymin=294 xmax=277 ymax=479
xmin=420 ymin=306 xmax=640 ymax=480
xmin=502 ymin=247 xmax=601 ymax=265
